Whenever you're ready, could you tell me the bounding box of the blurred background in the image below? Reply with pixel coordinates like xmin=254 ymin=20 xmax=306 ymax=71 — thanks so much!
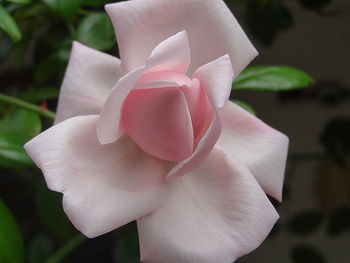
xmin=0 ymin=0 xmax=349 ymax=262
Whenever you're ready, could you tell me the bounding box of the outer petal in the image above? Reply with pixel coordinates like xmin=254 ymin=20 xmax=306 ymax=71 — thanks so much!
xmin=193 ymin=55 xmax=234 ymax=110
xmin=24 ymin=116 xmax=165 ymax=238
xmin=55 ymin=41 xmax=123 ymax=124
xmin=217 ymin=101 xmax=289 ymax=201
xmin=137 ymin=147 xmax=278 ymax=263
xmin=97 ymin=31 xmax=192 ymax=144
xmin=106 ymin=0 xmax=258 ymax=75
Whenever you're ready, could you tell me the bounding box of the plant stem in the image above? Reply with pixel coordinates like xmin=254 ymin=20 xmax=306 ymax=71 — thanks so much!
xmin=45 ymin=234 xmax=86 ymax=263
xmin=0 ymin=92 xmax=55 ymax=120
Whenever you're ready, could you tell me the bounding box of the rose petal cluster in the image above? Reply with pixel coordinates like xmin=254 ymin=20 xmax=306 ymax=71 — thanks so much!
xmin=24 ymin=0 xmax=289 ymax=262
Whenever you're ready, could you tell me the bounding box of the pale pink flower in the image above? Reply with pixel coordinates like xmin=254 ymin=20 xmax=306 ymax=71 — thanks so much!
xmin=25 ymin=0 xmax=289 ymax=262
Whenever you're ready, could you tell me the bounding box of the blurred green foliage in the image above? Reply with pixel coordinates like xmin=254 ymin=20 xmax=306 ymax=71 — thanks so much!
xmin=0 ymin=199 xmax=24 ymax=263
xmin=0 ymin=109 xmax=41 ymax=169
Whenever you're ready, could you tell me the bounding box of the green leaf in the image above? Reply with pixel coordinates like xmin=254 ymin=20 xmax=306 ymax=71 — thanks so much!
xmin=27 ymin=235 xmax=54 ymax=263
xmin=287 ymin=211 xmax=324 ymax=235
xmin=233 ymin=66 xmax=314 ymax=91
xmin=5 ymin=0 xmax=31 ymax=4
xmin=36 ymin=187 xmax=74 ymax=239
xmin=114 ymin=223 xmax=140 ymax=263
xmin=18 ymin=87 xmax=59 ymax=102
xmin=82 ymin=0 xmax=111 ymax=6
xmin=0 ymin=31 xmax=12 ymax=60
xmin=42 ymin=0 xmax=82 ymax=22
xmin=291 ymin=244 xmax=327 ymax=263
xmin=0 ymin=109 xmax=41 ymax=168
xmin=0 ymin=109 xmax=41 ymax=137
xmin=327 ymin=207 xmax=350 ymax=236
xmin=77 ymin=12 xmax=115 ymax=51
xmin=0 ymin=133 xmax=33 ymax=168
xmin=0 ymin=4 xmax=22 ymax=42
xmin=0 ymin=199 xmax=24 ymax=263
xmin=35 ymin=52 xmax=67 ymax=85
xmin=231 ymin=100 xmax=256 ymax=115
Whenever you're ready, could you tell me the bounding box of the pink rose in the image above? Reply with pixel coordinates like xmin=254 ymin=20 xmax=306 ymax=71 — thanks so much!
xmin=25 ymin=0 xmax=289 ymax=262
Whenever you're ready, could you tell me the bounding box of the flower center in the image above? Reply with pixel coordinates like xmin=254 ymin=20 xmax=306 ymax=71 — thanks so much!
xmin=121 ymin=70 xmax=210 ymax=162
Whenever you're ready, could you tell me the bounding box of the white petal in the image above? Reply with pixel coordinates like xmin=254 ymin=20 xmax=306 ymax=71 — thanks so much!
xmin=106 ymin=0 xmax=257 ymax=75
xmin=25 ymin=116 xmax=166 ymax=238
xmin=97 ymin=66 xmax=146 ymax=144
xmin=217 ymin=101 xmax=289 ymax=201
xmin=137 ymin=147 xmax=278 ymax=263
xmin=55 ymin=42 xmax=124 ymax=124
xmin=193 ymin=55 xmax=234 ymax=110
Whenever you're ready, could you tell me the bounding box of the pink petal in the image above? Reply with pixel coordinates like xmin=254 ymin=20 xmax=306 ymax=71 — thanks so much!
xmin=167 ymin=116 xmax=222 ymax=180
xmin=55 ymin=41 xmax=123 ymax=124
xmin=217 ymin=101 xmax=289 ymax=201
xmin=137 ymin=147 xmax=278 ymax=263
xmin=122 ymin=87 xmax=193 ymax=162
xmin=97 ymin=32 xmax=192 ymax=144
xmin=97 ymin=66 xmax=146 ymax=144
xmin=106 ymin=0 xmax=257 ymax=75
xmin=181 ymin=79 xmax=208 ymax=138
xmin=136 ymin=70 xmax=192 ymax=89
xmin=145 ymin=30 xmax=190 ymax=73
xmin=193 ymin=55 xmax=234 ymax=110
xmin=24 ymin=116 xmax=166 ymax=238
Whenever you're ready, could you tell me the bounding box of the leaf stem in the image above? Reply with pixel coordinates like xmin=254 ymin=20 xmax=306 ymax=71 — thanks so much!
xmin=44 ymin=234 xmax=86 ymax=263
xmin=0 ymin=92 xmax=55 ymax=120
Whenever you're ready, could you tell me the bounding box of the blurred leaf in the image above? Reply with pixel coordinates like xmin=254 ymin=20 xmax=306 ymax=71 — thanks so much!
xmin=291 ymin=244 xmax=327 ymax=263
xmin=0 ymin=31 xmax=12 ymax=60
xmin=77 ymin=12 xmax=115 ymax=51
xmin=287 ymin=211 xmax=324 ymax=235
xmin=82 ymin=0 xmax=112 ymax=6
xmin=327 ymin=207 xmax=350 ymax=236
xmin=35 ymin=52 xmax=68 ymax=85
xmin=247 ymin=1 xmax=293 ymax=45
xmin=42 ymin=0 xmax=82 ymax=22
xmin=0 ymin=109 xmax=41 ymax=168
xmin=0 ymin=109 xmax=41 ymax=137
xmin=27 ymin=235 xmax=54 ymax=263
xmin=0 ymin=4 xmax=22 ymax=42
xmin=299 ymin=0 xmax=332 ymax=10
xmin=18 ymin=87 xmax=59 ymax=102
xmin=233 ymin=66 xmax=314 ymax=91
xmin=36 ymin=187 xmax=74 ymax=239
xmin=0 ymin=199 xmax=24 ymax=263
xmin=231 ymin=100 xmax=256 ymax=115
xmin=319 ymin=118 xmax=350 ymax=163
xmin=115 ymin=224 xmax=140 ymax=263
xmin=5 ymin=0 xmax=31 ymax=4
xmin=0 ymin=133 xmax=33 ymax=168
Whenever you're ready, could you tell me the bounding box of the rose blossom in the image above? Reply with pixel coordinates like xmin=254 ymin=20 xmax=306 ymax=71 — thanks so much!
xmin=24 ymin=0 xmax=289 ymax=262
